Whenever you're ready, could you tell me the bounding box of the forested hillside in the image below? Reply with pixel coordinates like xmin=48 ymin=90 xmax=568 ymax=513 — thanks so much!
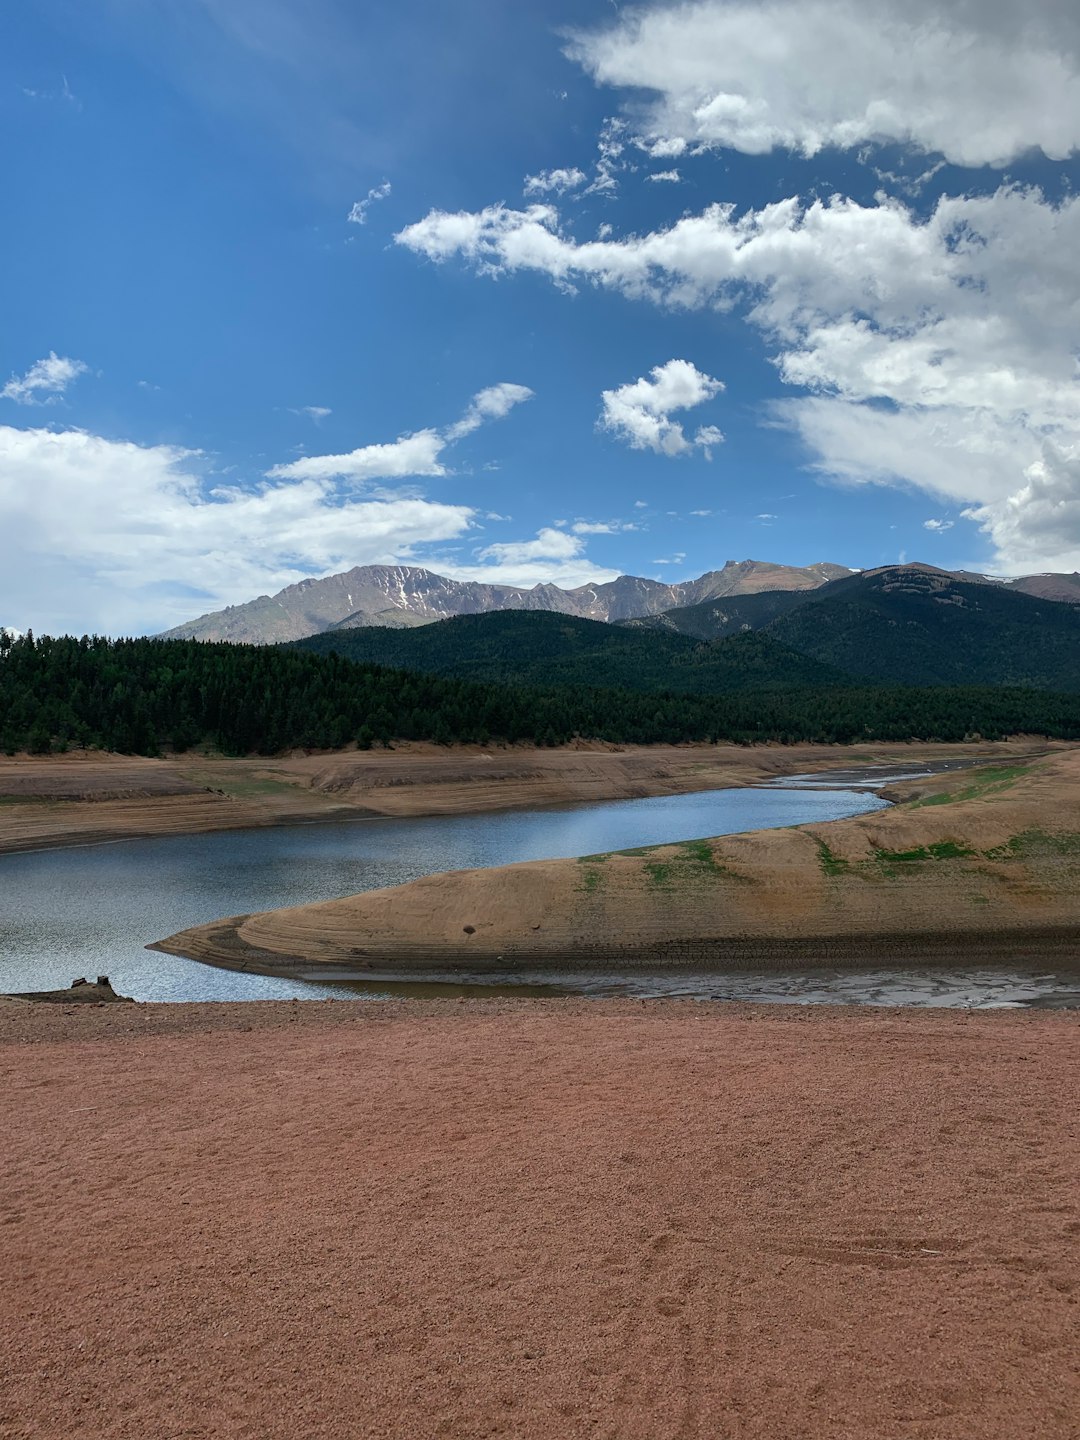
xmin=622 ymin=566 xmax=1080 ymax=690
xmin=767 ymin=568 xmax=1080 ymax=688
xmin=296 ymin=611 xmax=852 ymax=692
xmin=2 ymin=630 xmax=1080 ymax=756
xmin=622 ymin=589 xmax=811 ymax=641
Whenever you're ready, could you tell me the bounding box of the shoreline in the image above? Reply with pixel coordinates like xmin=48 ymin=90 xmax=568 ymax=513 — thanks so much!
xmin=0 ymin=738 xmax=1051 ymax=857
xmin=150 ymin=918 xmax=1080 ymax=977
xmin=155 ymin=748 xmax=1080 ymax=979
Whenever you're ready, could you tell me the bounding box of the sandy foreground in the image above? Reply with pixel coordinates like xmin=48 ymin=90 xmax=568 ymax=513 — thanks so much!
xmin=0 ymin=739 xmax=1047 ymax=856
xmin=158 ymin=745 xmax=1080 ymax=977
xmin=2 ymin=998 xmax=1078 ymax=1440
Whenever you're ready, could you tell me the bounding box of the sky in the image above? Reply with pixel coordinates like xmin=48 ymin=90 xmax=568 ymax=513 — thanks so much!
xmin=2 ymin=0 xmax=1080 ymax=636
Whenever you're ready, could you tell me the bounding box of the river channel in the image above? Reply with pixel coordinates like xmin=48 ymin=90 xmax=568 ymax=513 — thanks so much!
xmin=2 ymin=771 xmax=1078 ymax=1008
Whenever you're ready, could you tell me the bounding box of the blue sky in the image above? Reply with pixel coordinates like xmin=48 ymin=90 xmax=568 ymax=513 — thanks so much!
xmin=2 ymin=0 xmax=1079 ymax=634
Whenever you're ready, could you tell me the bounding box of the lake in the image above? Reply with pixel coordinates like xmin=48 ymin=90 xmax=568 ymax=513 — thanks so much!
xmin=2 ymin=774 xmax=1077 ymax=1007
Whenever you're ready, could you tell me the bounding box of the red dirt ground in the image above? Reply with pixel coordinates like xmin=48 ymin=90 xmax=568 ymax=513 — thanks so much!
xmin=2 ymin=999 xmax=1078 ymax=1439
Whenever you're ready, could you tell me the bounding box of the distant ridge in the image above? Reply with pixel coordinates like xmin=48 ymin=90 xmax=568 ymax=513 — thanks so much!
xmin=160 ymin=560 xmax=853 ymax=644
xmin=296 ymin=564 xmax=1080 ymax=693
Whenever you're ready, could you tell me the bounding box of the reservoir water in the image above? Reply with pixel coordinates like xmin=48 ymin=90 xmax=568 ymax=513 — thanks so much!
xmin=2 ymin=776 xmax=1077 ymax=1007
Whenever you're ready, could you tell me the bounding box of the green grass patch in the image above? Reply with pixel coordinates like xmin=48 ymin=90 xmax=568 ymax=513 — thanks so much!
xmin=644 ymin=861 xmax=674 ymax=888
xmin=984 ymin=828 xmax=1080 ymax=861
xmin=816 ymin=840 xmax=850 ymax=877
xmin=577 ymin=865 xmax=606 ymax=895
xmin=907 ymin=763 xmax=1033 ymax=809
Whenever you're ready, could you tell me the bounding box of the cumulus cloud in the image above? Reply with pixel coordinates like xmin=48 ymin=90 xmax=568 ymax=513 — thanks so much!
xmin=523 ymin=167 xmax=586 ymax=196
xmin=600 ymin=359 xmax=724 ymax=457
xmin=0 ymin=379 xmax=547 ymax=632
xmin=963 ymin=445 xmax=1080 ymax=570
xmin=647 ymin=169 xmax=681 ymax=183
xmin=398 ymin=187 xmax=1080 ymax=572
xmin=565 ymin=0 xmax=1080 ymax=166
xmin=347 ymin=180 xmax=391 ymax=225
xmin=2 ymin=352 xmax=89 ymax=405
xmin=290 ymin=405 xmax=331 ymax=421
xmin=923 ymin=518 xmax=954 ymax=532
xmin=0 ymin=424 xmax=476 ymax=635
xmin=271 ymin=381 xmax=533 ymax=481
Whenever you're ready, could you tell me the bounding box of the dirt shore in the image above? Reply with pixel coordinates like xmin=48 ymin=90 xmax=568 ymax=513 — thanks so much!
xmin=2 ymin=999 xmax=1077 ymax=1440
xmin=157 ymin=746 xmax=1080 ymax=977
xmin=0 ymin=739 xmax=1047 ymax=856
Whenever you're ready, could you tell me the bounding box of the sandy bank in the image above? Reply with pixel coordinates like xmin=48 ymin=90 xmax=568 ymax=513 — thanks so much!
xmin=3 ymin=999 xmax=1077 ymax=1439
xmin=0 ymin=739 xmax=1045 ymax=856
xmin=157 ymin=748 xmax=1080 ymax=975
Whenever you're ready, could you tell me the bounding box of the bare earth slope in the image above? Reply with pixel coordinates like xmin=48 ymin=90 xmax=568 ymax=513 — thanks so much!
xmin=2 ymin=1000 xmax=1077 ymax=1439
xmin=157 ymin=748 xmax=1080 ymax=974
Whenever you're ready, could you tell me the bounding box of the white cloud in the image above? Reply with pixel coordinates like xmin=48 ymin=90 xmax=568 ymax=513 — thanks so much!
xmin=690 ymin=508 xmax=713 ymax=516
xmin=565 ymin=0 xmax=1080 ymax=167
xmin=923 ymin=518 xmax=954 ymax=532
xmin=647 ymin=169 xmax=681 ymax=183
xmin=570 ymin=519 xmax=640 ymax=534
xmin=347 ymin=180 xmax=391 ymax=225
xmin=600 ymin=359 xmax=724 ymax=457
xmin=436 ymin=526 xmax=620 ymax=590
xmin=445 ymin=382 xmax=534 ymax=440
xmin=2 ymin=352 xmax=89 ymax=405
xmin=0 ymin=424 xmax=477 ymax=635
xmin=653 ymin=552 xmax=687 ymax=565
xmin=586 ymin=117 xmax=631 ymax=195
xmin=963 ymin=445 xmax=1080 ymax=571
xmin=271 ymin=381 xmax=533 ymax=482
xmin=290 ymin=405 xmax=332 ymax=421
xmin=476 ymin=527 xmax=583 ymax=566
xmin=523 ymin=167 xmax=586 ymax=196
xmin=268 ymin=429 xmax=448 ymax=482
xmin=398 ymin=186 xmax=1080 ymax=572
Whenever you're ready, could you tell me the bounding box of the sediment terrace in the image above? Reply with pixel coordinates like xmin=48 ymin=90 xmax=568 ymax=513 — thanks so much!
xmin=156 ymin=748 xmax=1080 ymax=975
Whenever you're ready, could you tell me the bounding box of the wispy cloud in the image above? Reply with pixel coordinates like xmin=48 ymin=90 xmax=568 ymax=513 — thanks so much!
xmin=348 ymin=180 xmax=391 ymax=225
xmin=523 ymin=167 xmax=586 ymax=196
xmin=2 ymin=353 xmax=89 ymax=406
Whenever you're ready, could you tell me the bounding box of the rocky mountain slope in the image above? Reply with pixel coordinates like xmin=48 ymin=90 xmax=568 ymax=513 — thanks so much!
xmin=160 ymin=560 xmax=852 ymax=644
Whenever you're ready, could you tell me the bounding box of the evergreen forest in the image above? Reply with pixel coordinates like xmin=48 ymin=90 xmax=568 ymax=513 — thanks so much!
xmin=3 ymin=629 xmax=1080 ymax=757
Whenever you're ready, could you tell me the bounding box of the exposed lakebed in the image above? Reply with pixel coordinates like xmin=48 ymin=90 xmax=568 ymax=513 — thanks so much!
xmin=2 ymin=767 xmax=1077 ymax=1007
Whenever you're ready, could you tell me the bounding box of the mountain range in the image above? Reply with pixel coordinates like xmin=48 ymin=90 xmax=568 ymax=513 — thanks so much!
xmin=296 ymin=564 xmax=1080 ymax=694
xmin=160 ymin=560 xmax=853 ymax=643
xmin=162 ymin=559 xmax=1080 ymax=645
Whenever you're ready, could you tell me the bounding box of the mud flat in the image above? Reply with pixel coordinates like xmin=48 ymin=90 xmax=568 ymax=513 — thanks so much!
xmin=156 ymin=748 xmax=1080 ymax=977
xmin=0 ymin=738 xmax=1047 ymax=856
xmin=3 ymin=997 xmax=1078 ymax=1439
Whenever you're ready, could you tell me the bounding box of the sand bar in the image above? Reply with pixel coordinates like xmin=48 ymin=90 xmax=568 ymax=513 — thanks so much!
xmin=2 ymin=998 xmax=1078 ymax=1439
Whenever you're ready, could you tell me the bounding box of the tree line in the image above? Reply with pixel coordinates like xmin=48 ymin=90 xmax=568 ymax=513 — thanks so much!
xmin=2 ymin=630 xmax=1080 ymax=756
